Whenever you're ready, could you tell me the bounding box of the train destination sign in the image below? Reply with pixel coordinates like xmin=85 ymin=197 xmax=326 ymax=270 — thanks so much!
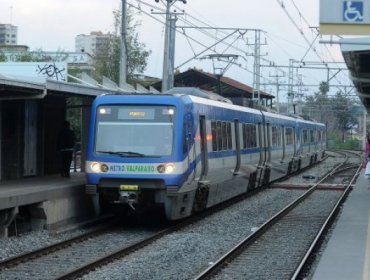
xmin=320 ymin=0 xmax=370 ymax=35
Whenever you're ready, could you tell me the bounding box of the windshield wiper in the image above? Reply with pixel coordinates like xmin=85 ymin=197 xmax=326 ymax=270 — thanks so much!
xmin=96 ymin=150 xmax=146 ymax=157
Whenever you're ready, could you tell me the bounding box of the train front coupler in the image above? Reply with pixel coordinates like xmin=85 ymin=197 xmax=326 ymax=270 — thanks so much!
xmin=118 ymin=190 xmax=138 ymax=210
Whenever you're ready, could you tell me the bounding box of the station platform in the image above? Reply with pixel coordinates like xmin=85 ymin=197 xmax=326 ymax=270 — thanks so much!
xmin=0 ymin=173 xmax=86 ymax=210
xmin=313 ymin=169 xmax=370 ymax=280
xmin=0 ymin=173 xmax=98 ymax=235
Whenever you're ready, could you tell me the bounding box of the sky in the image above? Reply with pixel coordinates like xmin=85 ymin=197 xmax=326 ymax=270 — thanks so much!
xmin=0 ymin=0 xmax=352 ymax=99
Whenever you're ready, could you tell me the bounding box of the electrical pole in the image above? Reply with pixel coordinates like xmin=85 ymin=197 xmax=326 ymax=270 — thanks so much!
xmin=246 ymin=30 xmax=266 ymax=106
xmin=296 ymin=74 xmax=308 ymax=115
xmin=158 ymin=0 xmax=187 ymax=93
xmin=253 ymin=30 xmax=261 ymax=104
xmin=269 ymin=69 xmax=285 ymax=113
xmin=119 ymin=0 xmax=128 ymax=88
xmin=287 ymin=59 xmax=295 ymax=114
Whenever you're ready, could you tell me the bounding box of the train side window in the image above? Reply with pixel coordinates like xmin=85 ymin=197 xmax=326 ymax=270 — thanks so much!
xmin=272 ymin=126 xmax=282 ymax=147
xmin=222 ymin=122 xmax=227 ymax=150
xmin=217 ymin=121 xmax=222 ymax=151
xmin=310 ymin=130 xmax=315 ymax=143
xmin=211 ymin=121 xmax=217 ymax=151
xmin=227 ymin=122 xmax=232 ymax=150
xmin=242 ymin=123 xmax=246 ymax=149
xmin=271 ymin=126 xmax=276 ymax=146
xmin=303 ymin=129 xmax=308 ymax=144
xmin=285 ymin=127 xmax=294 ymax=145
xmin=244 ymin=123 xmax=257 ymax=148
xmin=183 ymin=120 xmax=192 ymax=155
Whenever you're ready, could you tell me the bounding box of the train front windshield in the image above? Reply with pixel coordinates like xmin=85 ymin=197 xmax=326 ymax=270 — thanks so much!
xmin=95 ymin=105 xmax=175 ymax=157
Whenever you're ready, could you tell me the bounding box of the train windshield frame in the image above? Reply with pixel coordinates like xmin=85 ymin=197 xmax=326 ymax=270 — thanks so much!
xmin=94 ymin=105 xmax=176 ymax=157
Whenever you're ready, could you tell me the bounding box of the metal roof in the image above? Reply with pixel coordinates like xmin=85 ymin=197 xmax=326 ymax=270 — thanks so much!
xmin=151 ymin=69 xmax=275 ymax=100
xmin=0 ymin=74 xmax=129 ymax=100
xmin=341 ymin=37 xmax=370 ymax=111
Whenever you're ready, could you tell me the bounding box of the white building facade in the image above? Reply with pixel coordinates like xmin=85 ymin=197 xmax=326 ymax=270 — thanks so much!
xmin=75 ymin=31 xmax=111 ymax=57
xmin=0 ymin=24 xmax=18 ymax=45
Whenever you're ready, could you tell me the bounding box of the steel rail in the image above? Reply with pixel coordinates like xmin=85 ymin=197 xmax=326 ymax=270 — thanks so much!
xmin=0 ymin=222 xmax=116 ymax=270
xmin=193 ymin=152 xmax=349 ymax=280
xmin=290 ymin=162 xmax=362 ymax=279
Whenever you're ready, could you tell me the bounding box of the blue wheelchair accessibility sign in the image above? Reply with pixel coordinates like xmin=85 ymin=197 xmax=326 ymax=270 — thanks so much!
xmin=343 ymin=1 xmax=364 ymax=22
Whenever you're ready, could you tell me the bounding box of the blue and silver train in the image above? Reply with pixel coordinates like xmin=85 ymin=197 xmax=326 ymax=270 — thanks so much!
xmin=85 ymin=89 xmax=326 ymax=220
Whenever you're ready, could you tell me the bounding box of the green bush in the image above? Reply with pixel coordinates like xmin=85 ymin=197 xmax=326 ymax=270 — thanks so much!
xmin=327 ymin=139 xmax=362 ymax=150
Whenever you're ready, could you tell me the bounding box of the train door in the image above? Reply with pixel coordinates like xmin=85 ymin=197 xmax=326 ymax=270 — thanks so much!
xmin=233 ymin=119 xmax=241 ymax=174
xmin=295 ymin=127 xmax=300 ymax=157
xmin=184 ymin=113 xmax=194 ymax=180
xmin=294 ymin=127 xmax=297 ymax=155
xmin=257 ymin=123 xmax=264 ymax=166
xmin=265 ymin=123 xmax=271 ymax=164
xmin=199 ymin=116 xmax=208 ymax=181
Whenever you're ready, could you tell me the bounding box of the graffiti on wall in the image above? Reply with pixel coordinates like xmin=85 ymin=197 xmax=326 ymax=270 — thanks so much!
xmin=36 ymin=62 xmax=66 ymax=81
xmin=0 ymin=62 xmax=68 ymax=81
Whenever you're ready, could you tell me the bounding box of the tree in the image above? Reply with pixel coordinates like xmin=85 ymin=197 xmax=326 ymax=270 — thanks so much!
xmin=319 ymin=81 xmax=329 ymax=95
xmin=331 ymin=91 xmax=358 ymax=141
xmin=0 ymin=51 xmax=5 ymax=62
xmin=302 ymin=82 xmax=359 ymax=142
xmin=93 ymin=7 xmax=151 ymax=85
xmin=302 ymin=81 xmax=330 ymax=123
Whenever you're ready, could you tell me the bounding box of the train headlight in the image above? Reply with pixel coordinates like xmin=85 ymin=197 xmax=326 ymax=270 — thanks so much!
xmin=90 ymin=162 xmax=109 ymax=173
xmin=165 ymin=163 xmax=175 ymax=174
xmin=157 ymin=163 xmax=175 ymax=174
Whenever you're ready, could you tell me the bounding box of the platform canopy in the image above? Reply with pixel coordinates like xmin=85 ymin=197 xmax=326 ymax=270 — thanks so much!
xmin=341 ymin=37 xmax=370 ymax=111
xmin=0 ymin=73 xmax=134 ymax=100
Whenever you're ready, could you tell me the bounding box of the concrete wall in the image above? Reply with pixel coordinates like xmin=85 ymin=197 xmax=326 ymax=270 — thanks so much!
xmin=31 ymin=195 xmax=98 ymax=230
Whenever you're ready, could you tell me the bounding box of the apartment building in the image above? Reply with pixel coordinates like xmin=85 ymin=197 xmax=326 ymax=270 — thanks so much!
xmin=75 ymin=31 xmax=111 ymax=57
xmin=0 ymin=24 xmax=18 ymax=45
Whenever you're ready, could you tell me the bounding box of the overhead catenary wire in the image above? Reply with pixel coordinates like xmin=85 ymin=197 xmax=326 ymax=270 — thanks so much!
xmin=129 ymin=0 xmax=351 ymax=95
xmin=276 ymin=0 xmax=350 ymax=92
xmin=129 ymin=0 xmax=278 ymax=84
xmin=133 ymin=0 xmax=313 ymax=87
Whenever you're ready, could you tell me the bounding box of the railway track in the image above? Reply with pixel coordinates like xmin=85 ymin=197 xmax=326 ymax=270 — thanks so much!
xmin=194 ymin=150 xmax=361 ymax=280
xmin=0 ymin=222 xmax=160 ymax=280
xmin=0 ymin=186 xmax=268 ymax=279
xmin=0 ymin=151 xmax=353 ymax=280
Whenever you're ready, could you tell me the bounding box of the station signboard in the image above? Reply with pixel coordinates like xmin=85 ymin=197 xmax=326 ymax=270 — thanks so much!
xmin=320 ymin=0 xmax=370 ymax=35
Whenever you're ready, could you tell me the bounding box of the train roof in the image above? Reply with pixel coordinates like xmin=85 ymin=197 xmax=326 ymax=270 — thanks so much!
xmin=165 ymin=87 xmax=233 ymax=104
xmin=94 ymin=90 xmax=325 ymax=127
